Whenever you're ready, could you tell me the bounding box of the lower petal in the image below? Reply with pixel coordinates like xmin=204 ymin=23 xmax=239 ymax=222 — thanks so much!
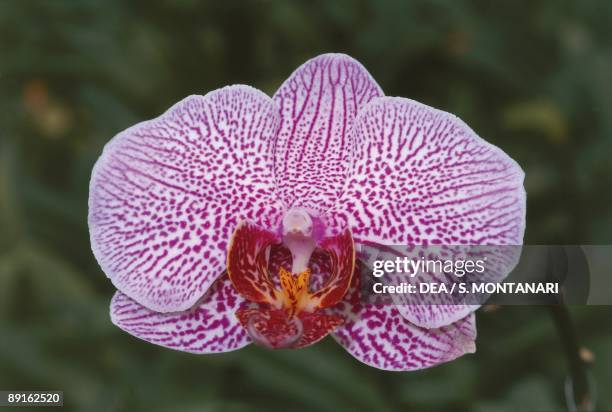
xmin=332 ymin=304 xmax=476 ymax=371
xmin=110 ymin=276 xmax=250 ymax=354
xmin=361 ymin=244 xmax=518 ymax=328
xmin=395 ymin=304 xmax=475 ymax=329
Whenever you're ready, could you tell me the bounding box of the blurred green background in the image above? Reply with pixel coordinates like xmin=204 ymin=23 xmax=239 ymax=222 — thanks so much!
xmin=1 ymin=1 xmax=612 ymax=411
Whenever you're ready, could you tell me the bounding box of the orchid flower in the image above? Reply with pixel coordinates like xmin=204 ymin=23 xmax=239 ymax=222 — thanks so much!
xmin=88 ymin=53 xmax=526 ymax=371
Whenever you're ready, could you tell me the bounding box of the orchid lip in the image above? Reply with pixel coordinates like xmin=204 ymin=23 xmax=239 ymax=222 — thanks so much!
xmin=227 ymin=218 xmax=356 ymax=348
xmin=246 ymin=312 xmax=304 ymax=349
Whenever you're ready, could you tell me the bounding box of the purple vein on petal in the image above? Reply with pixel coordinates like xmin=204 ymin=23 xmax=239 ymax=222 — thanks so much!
xmin=331 ymin=96 xmax=526 ymax=327
xmin=273 ymin=53 xmax=383 ymax=213
xmin=332 ymin=304 xmax=476 ymax=371
xmin=111 ymin=276 xmax=251 ymax=354
xmin=89 ymin=85 xmax=284 ymax=313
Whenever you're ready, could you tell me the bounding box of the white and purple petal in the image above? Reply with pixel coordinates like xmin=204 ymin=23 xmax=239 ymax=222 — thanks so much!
xmin=333 ymin=97 xmax=526 ymax=327
xmin=89 ymin=85 xmax=283 ymax=312
xmin=273 ymin=53 xmax=383 ymax=213
xmin=111 ymin=276 xmax=250 ymax=354
xmin=361 ymin=244 xmax=520 ymax=328
xmin=332 ymin=304 xmax=476 ymax=371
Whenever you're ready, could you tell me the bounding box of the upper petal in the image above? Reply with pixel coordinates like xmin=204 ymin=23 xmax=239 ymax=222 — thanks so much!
xmin=89 ymin=85 xmax=282 ymax=312
xmin=273 ymin=53 xmax=383 ymax=213
xmin=332 ymin=305 xmax=476 ymax=371
xmin=110 ymin=275 xmax=250 ymax=354
xmin=333 ymin=96 xmax=526 ymax=327
xmin=342 ymin=96 xmax=526 ymax=246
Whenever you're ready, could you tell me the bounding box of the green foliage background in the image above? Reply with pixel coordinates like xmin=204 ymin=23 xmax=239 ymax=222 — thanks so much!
xmin=1 ymin=1 xmax=612 ymax=411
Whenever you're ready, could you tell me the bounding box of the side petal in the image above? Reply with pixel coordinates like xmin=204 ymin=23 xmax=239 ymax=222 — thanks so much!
xmin=89 ymin=85 xmax=282 ymax=312
xmin=273 ymin=53 xmax=383 ymax=213
xmin=309 ymin=228 xmax=355 ymax=309
xmin=333 ymin=97 xmax=526 ymax=327
xmin=227 ymin=221 xmax=280 ymax=304
xmin=344 ymin=96 xmax=526 ymax=246
xmin=332 ymin=305 xmax=476 ymax=371
xmin=110 ymin=276 xmax=250 ymax=354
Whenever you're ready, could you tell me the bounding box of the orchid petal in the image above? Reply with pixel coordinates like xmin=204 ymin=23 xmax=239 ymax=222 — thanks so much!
xmin=309 ymin=228 xmax=355 ymax=309
xmin=110 ymin=276 xmax=250 ymax=354
xmin=333 ymin=97 xmax=526 ymax=327
xmin=345 ymin=96 xmax=526 ymax=245
xmin=332 ymin=305 xmax=476 ymax=371
xmin=89 ymin=85 xmax=282 ymax=312
xmin=362 ymin=244 xmax=520 ymax=328
xmin=273 ymin=53 xmax=383 ymax=213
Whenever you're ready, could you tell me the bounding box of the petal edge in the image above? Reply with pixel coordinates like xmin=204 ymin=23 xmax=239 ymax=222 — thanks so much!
xmin=332 ymin=305 xmax=476 ymax=371
xmin=110 ymin=276 xmax=251 ymax=354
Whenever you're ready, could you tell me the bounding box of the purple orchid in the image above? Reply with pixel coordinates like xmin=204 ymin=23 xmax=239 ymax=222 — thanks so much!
xmin=88 ymin=53 xmax=526 ymax=371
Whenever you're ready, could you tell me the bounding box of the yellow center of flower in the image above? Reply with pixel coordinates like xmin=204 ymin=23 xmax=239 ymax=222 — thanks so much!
xmin=278 ymin=266 xmax=311 ymax=318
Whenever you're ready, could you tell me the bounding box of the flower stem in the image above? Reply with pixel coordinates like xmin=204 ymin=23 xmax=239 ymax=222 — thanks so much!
xmin=549 ymin=305 xmax=593 ymax=412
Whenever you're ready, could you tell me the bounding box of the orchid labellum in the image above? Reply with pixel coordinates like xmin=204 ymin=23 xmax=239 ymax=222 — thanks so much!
xmin=88 ymin=54 xmax=526 ymax=371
